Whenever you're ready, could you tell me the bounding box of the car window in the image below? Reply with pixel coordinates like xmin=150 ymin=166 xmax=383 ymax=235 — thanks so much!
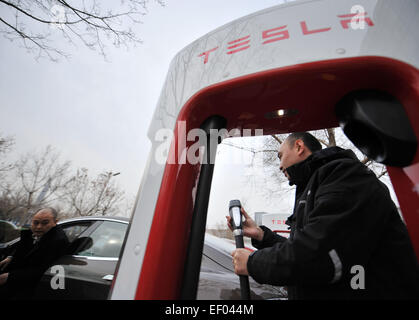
xmin=0 ymin=221 xmax=20 ymax=243
xmin=61 ymin=222 xmax=93 ymax=243
xmin=76 ymin=221 xmax=127 ymax=258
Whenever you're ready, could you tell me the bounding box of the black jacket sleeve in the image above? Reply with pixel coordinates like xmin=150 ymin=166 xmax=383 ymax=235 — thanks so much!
xmin=247 ymin=193 xmax=340 ymax=286
xmin=251 ymin=225 xmax=288 ymax=249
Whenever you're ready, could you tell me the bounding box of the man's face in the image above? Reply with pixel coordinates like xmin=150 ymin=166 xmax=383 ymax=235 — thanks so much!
xmin=31 ymin=210 xmax=57 ymax=238
xmin=277 ymin=139 xmax=307 ymax=180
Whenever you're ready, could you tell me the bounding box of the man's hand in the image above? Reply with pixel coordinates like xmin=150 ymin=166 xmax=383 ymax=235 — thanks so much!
xmin=0 ymin=273 xmax=9 ymax=286
xmin=0 ymin=257 xmax=12 ymax=272
xmin=231 ymin=249 xmax=251 ymax=276
xmin=226 ymin=207 xmax=264 ymax=241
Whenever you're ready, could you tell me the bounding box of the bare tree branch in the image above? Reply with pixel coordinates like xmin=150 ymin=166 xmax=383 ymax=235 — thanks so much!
xmin=228 ymin=128 xmax=390 ymax=206
xmin=271 ymin=134 xmax=283 ymax=145
xmin=61 ymin=168 xmax=124 ymax=217
xmin=0 ymin=0 xmax=165 ymax=61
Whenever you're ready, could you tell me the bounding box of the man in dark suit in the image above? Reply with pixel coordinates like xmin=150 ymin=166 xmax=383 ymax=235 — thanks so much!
xmin=0 ymin=207 xmax=69 ymax=299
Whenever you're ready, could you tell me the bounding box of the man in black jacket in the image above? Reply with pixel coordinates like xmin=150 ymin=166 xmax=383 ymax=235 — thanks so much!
xmin=0 ymin=207 xmax=69 ymax=299
xmin=229 ymin=132 xmax=419 ymax=299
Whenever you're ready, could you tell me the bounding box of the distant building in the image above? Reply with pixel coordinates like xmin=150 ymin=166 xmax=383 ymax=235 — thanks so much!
xmin=254 ymin=212 xmax=291 ymax=238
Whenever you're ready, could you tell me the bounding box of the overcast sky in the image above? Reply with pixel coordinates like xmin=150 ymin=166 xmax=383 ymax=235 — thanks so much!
xmin=0 ymin=0 xmax=298 ymax=227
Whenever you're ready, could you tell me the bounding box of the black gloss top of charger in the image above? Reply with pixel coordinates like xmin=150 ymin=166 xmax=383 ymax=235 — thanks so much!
xmin=229 ymin=199 xmax=241 ymax=211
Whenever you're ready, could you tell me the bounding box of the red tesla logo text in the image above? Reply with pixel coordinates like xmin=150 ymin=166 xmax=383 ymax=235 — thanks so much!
xmin=198 ymin=13 xmax=374 ymax=64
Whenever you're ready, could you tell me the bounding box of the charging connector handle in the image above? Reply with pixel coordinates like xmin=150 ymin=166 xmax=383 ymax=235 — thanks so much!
xmin=228 ymin=199 xmax=251 ymax=300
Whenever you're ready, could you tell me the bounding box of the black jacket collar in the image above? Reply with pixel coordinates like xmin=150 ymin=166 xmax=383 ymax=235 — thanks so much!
xmin=286 ymin=146 xmax=358 ymax=188
xmin=21 ymin=225 xmax=60 ymax=244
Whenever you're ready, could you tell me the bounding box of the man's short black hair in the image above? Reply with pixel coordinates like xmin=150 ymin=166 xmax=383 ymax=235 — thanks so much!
xmin=286 ymin=132 xmax=322 ymax=153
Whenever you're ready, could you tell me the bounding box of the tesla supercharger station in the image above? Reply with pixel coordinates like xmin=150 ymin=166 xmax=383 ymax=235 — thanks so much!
xmin=110 ymin=0 xmax=419 ymax=299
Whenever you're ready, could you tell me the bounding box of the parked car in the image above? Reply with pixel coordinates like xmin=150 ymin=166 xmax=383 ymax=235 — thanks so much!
xmin=21 ymin=216 xmax=285 ymax=300
xmin=198 ymin=233 xmax=286 ymax=300
xmin=33 ymin=216 xmax=129 ymax=300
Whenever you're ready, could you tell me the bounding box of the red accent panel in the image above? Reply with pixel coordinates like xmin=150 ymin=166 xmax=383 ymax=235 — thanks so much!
xmin=136 ymin=56 xmax=419 ymax=299
xmin=388 ymin=166 xmax=419 ymax=257
xmin=273 ymin=230 xmax=291 ymax=234
xmin=135 ymin=121 xmax=201 ymax=299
